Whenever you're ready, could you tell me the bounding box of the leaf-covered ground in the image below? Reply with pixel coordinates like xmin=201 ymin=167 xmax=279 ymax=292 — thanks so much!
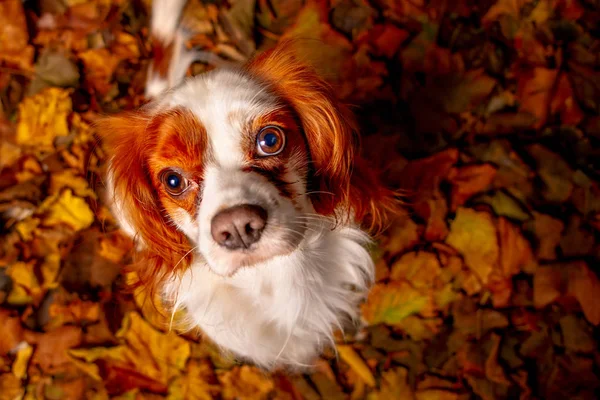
xmin=1 ymin=0 xmax=600 ymax=399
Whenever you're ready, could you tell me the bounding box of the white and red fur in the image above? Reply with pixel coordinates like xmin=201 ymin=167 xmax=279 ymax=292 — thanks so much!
xmin=100 ymin=0 xmax=397 ymax=369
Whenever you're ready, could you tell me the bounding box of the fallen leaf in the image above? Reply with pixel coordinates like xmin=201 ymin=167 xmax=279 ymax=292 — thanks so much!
xmin=367 ymin=367 xmax=414 ymax=400
xmin=79 ymin=48 xmax=121 ymax=96
xmin=337 ymin=345 xmax=376 ymax=387
xmin=446 ymin=208 xmax=499 ymax=284
xmin=390 ymin=251 xmax=442 ymax=289
xmin=362 ymin=282 xmax=432 ymax=325
xmin=16 ymin=88 xmax=72 ymax=150
xmin=528 ymin=144 xmax=574 ymax=203
xmin=517 ymin=68 xmax=559 ymax=129
xmin=383 ymin=214 xmax=420 ymax=256
xmin=447 ymin=164 xmax=497 ymax=210
xmin=219 ymin=365 xmax=275 ymax=400
xmin=559 ymin=315 xmax=595 ymax=353
xmin=167 ymin=359 xmax=220 ymax=400
xmin=0 ymin=0 xmax=34 ymax=70
xmin=550 ymin=72 xmax=584 ymax=126
xmin=41 ymin=190 xmax=94 ymax=231
xmin=12 ymin=342 xmax=33 ymax=379
xmin=0 ymin=373 xmax=23 ymax=400
xmin=497 ymin=217 xmax=536 ymax=276
xmin=70 ymin=312 xmax=191 ymax=388
xmin=525 ymin=212 xmax=564 ymax=260
xmin=559 ymin=214 xmax=595 ymax=257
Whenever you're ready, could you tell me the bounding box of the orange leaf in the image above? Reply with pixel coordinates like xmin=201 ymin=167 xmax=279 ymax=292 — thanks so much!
xmin=448 ymin=164 xmax=497 ymax=210
xmin=517 ymin=68 xmax=559 ymax=129
xmin=446 ymin=208 xmax=499 ymax=284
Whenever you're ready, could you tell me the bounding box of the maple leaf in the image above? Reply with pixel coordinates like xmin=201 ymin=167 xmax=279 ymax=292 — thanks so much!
xmin=16 ymin=88 xmax=72 ymax=150
xmin=280 ymin=0 xmax=353 ymax=84
xmin=367 ymin=367 xmax=414 ymax=400
xmin=533 ymin=261 xmax=600 ymax=325
xmin=70 ymin=312 xmax=191 ymax=393
xmin=218 ymin=365 xmax=275 ymax=400
xmin=525 ymin=211 xmax=564 ymax=260
xmin=336 ymin=345 xmax=376 ymax=387
xmin=0 ymin=0 xmax=35 ymax=70
xmin=390 ymin=251 xmax=442 ymax=289
xmin=40 ymin=189 xmax=95 ymax=232
xmin=527 ymin=144 xmax=574 ymax=203
xmin=167 ymin=359 xmax=220 ymax=400
xmin=362 ymin=282 xmax=432 ymax=326
xmin=447 ymin=164 xmax=497 ymax=211
xmin=79 ymin=48 xmax=121 ymax=96
xmin=497 ymin=217 xmax=536 ymax=277
xmin=446 ymin=208 xmax=499 ymax=284
xmin=517 ymin=68 xmax=559 ymax=129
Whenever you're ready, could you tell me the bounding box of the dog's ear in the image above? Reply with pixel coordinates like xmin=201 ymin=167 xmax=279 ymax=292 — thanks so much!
xmin=246 ymin=40 xmax=400 ymax=232
xmin=97 ymin=112 xmax=193 ymax=291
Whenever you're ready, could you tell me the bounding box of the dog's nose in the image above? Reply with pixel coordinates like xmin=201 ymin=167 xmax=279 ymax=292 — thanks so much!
xmin=211 ymin=204 xmax=267 ymax=250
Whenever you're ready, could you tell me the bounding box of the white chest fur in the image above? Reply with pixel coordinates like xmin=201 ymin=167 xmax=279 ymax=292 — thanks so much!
xmin=162 ymin=225 xmax=374 ymax=369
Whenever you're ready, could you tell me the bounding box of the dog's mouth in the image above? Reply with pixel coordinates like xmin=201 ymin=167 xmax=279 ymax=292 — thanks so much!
xmin=204 ymin=218 xmax=308 ymax=277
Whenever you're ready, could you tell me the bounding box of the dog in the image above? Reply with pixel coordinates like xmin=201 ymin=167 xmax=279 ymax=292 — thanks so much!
xmin=98 ymin=0 xmax=397 ymax=369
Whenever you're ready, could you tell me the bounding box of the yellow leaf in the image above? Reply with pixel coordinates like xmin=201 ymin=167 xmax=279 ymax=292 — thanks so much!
xmin=12 ymin=343 xmax=33 ymax=379
xmin=40 ymin=253 xmax=61 ymax=289
xmin=446 ymin=208 xmax=499 ymax=284
xmin=14 ymin=218 xmax=40 ymax=241
xmin=16 ymin=88 xmax=72 ymax=149
xmin=390 ymin=251 xmax=441 ymax=289
xmin=98 ymin=231 xmax=133 ymax=264
xmin=79 ymin=48 xmax=120 ymax=95
xmin=49 ymin=169 xmax=96 ymax=199
xmin=219 ymin=365 xmax=275 ymax=400
xmin=70 ymin=312 xmax=190 ymax=385
xmin=337 ymin=345 xmax=376 ymax=387
xmin=0 ymin=373 xmax=24 ymax=400
xmin=42 ymin=190 xmax=94 ymax=231
xmin=6 ymin=261 xmax=40 ymax=306
xmin=362 ymin=282 xmax=432 ymax=325
xmin=167 ymin=359 xmax=220 ymax=400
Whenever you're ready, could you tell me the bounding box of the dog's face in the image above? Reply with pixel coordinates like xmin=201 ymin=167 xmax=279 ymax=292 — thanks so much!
xmin=100 ymin=44 xmax=393 ymax=285
xmin=142 ymin=73 xmax=314 ymax=276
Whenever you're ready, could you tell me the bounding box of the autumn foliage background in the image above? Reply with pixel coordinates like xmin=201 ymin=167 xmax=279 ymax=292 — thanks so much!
xmin=1 ymin=0 xmax=599 ymax=398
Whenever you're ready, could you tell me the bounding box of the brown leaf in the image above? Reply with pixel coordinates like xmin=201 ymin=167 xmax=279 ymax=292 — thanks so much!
xmin=497 ymin=217 xmax=536 ymax=276
xmin=527 ymin=144 xmax=574 ymax=203
xmin=446 ymin=208 xmax=499 ymax=284
xmin=447 ymin=164 xmax=497 ymax=211
xmin=525 ymin=211 xmax=564 ymax=260
xmin=517 ymin=68 xmax=559 ymax=129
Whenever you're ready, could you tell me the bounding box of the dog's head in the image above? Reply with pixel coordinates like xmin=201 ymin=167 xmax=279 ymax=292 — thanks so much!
xmin=99 ymin=42 xmax=396 ymax=288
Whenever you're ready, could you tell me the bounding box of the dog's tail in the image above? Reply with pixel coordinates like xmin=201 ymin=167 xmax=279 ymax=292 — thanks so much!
xmin=145 ymin=0 xmax=196 ymax=99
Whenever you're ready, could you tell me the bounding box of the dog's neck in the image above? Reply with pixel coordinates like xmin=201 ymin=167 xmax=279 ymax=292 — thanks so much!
xmin=162 ymin=222 xmax=374 ymax=370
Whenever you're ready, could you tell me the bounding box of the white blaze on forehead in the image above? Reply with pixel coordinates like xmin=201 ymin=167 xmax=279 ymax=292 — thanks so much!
xmin=166 ymin=69 xmax=279 ymax=169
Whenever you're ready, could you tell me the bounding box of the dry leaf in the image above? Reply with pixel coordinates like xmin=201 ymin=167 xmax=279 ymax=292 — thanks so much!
xmin=41 ymin=189 xmax=94 ymax=231
xmin=362 ymin=282 xmax=432 ymax=326
xmin=446 ymin=208 xmax=499 ymax=284
xmin=16 ymin=88 xmax=72 ymax=149
xmin=219 ymin=365 xmax=275 ymax=400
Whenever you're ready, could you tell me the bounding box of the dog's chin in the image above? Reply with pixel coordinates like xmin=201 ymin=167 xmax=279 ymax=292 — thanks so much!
xmin=205 ymin=242 xmax=300 ymax=277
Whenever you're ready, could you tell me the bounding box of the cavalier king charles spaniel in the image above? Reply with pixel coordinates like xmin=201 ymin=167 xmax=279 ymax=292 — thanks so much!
xmin=99 ymin=0 xmax=397 ymax=369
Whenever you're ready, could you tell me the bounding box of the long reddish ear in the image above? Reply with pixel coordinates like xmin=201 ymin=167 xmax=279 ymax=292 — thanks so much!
xmin=246 ymin=41 xmax=399 ymax=232
xmin=97 ymin=112 xmax=192 ymax=292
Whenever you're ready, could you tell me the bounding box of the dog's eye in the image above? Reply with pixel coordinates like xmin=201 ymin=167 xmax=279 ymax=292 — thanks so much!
xmin=257 ymin=126 xmax=285 ymax=156
xmin=160 ymin=170 xmax=189 ymax=196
